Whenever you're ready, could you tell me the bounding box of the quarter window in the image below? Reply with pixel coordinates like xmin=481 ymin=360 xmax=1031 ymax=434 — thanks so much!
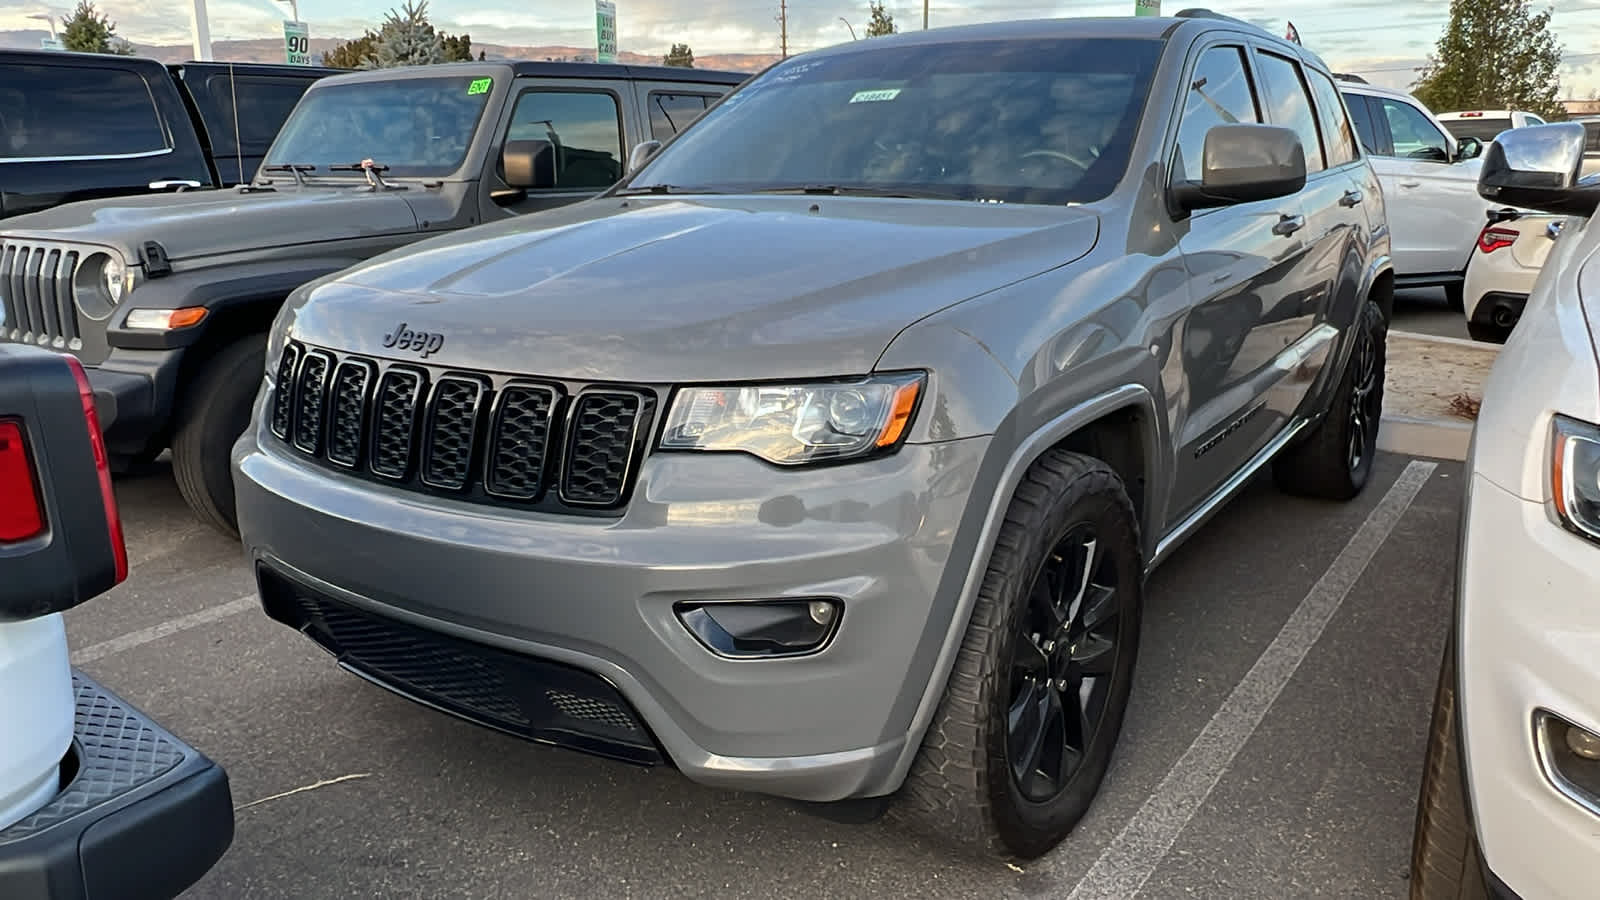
xmin=1255 ymin=52 xmax=1326 ymax=173
xmin=649 ymin=93 xmax=713 ymax=141
xmin=1307 ymin=70 xmax=1358 ymax=166
xmin=1174 ymin=46 xmax=1260 ymax=185
xmin=0 ymin=64 xmax=169 ymax=160
xmin=505 ymin=90 xmax=624 ymax=190
xmin=1379 ymin=98 xmax=1450 ymax=162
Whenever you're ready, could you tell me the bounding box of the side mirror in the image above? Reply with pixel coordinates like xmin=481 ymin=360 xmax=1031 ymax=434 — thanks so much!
xmin=1173 ymin=124 xmax=1307 ymax=212
xmin=502 ymin=139 xmax=556 ymax=190
xmin=1478 ymin=122 xmax=1599 ymax=216
xmin=628 ymin=140 xmax=662 ymax=175
xmin=1455 ymin=137 xmax=1484 ymax=162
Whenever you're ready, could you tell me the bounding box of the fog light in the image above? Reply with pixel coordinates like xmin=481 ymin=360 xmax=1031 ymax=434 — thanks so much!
xmin=676 ymin=599 xmax=842 ymax=659
xmin=1568 ymin=725 xmax=1600 ymax=761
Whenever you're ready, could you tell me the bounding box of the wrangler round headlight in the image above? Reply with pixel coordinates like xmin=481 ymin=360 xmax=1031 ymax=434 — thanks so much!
xmin=73 ymin=252 xmax=132 ymax=321
xmin=103 ymin=256 xmax=127 ymax=304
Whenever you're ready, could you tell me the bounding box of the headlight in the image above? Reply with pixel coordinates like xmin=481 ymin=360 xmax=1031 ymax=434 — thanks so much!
xmin=103 ymin=256 xmax=127 ymax=303
xmin=1551 ymin=415 xmax=1600 ymax=543
xmin=660 ymin=372 xmax=925 ymax=465
xmin=73 ymin=252 xmax=134 ymax=320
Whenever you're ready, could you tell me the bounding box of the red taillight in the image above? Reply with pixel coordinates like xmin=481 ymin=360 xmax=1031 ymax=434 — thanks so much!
xmin=1478 ymin=226 xmax=1518 ymax=253
xmin=65 ymin=357 xmax=127 ymax=584
xmin=0 ymin=420 xmax=44 ymax=542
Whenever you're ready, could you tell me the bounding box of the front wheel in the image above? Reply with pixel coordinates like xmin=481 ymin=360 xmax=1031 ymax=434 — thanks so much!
xmin=1273 ymin=299 xmax=1387 ymax=501
xmin=171 ymin=334 xmax=266 ymax=537
xmin=895 ymin=450 xmax=1143 ymax=859
xmin=1410 ymin=636 xmax=1490 ymax=900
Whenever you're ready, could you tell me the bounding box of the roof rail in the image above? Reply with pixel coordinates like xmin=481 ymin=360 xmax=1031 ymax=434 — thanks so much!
xmin=1333 ymin=73 xmax=1369 ymax=84
xmin=1173 ymin=8 xmax=1256 ymax=27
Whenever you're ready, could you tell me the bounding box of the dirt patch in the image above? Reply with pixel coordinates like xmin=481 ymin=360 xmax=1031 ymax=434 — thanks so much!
xmin=1385 ymin=333 xmax=1499 ymax=421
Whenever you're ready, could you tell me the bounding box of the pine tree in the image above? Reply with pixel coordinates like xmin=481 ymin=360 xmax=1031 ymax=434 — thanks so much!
xmin=324 ymin=32 xmax=378 ymax=69
xmin=1413 ymin=0 xmax=1566 ymax=120
xmin=441 ymin=32 xmax=473 ymax=62
xmin=60 ymin=1 xmax=136 ymax=55
xmin=371 ymin=0 xmax=444 ymax=69
xmin=865 ymin=1 xmax=896 ymax=37
xmin=663 ymin=43 xmax=695 ymax=67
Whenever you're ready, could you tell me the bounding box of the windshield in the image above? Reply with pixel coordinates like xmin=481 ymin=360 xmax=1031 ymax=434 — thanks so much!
xmin=263 ymin=75 xmax=494 ymax=178
xmin=626 ymin=37 xmax=1165 ymax=206
xmin=1442 ymin=117 xmax=1514 ymax=143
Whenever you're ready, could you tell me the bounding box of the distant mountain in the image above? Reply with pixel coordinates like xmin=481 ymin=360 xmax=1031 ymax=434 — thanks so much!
xmin=0 ymin=30 xmax=778 ymax=73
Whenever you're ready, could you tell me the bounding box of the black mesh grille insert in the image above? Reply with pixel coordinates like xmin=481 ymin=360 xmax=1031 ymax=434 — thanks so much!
xmin=561 ymin=392 xmax=643 ymax=506
xmin=421 ymin=377 xmax=484 ymax=490
xmin=293 ymin=352 xmax=330 ymax=453
xmin=269 ymin=341 xmax=654 ymax=514
xmin=371 ymin=369 xmax=424 ymax=479
xmin=257 ymin=566 xmax=662 ymax=766
xmin=486 ymin=384 xmax=557 ymax=499
xmin=327 ymin=360 xmax=374 ymax=467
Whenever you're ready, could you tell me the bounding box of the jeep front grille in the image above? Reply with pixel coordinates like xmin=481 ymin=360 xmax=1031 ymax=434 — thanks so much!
xmin=270 ymin=340 xmax=656 ymax=514
xmin=0 ymin=241 xmax=82 ymax=350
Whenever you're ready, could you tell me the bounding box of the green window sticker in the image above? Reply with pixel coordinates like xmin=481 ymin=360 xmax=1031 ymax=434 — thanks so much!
xmin=849 ymin=88 xmax=901 ymax=104
xmin=468 ymin=77 xmax=492 ymax=96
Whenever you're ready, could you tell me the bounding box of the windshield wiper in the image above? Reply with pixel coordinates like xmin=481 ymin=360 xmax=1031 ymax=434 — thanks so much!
xmin=262 ymin=163 xmax=316 ymax=188
xmin=614 ymin=184 xmax=697 ymax=196
xmin=749 ymin=184 xmax=966 ymax=201
xmin=329 ymin=160 xmax=403 ymax=191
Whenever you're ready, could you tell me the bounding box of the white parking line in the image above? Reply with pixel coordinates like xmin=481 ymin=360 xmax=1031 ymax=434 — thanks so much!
xmin=71 ymin=594 xmax=258 ymax=665
xmin=1064 ymin=459 xmax=1438 ymax=900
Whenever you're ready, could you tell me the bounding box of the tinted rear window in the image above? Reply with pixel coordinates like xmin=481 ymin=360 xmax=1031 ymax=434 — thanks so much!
xmin=1441 ymin=116 xmax=1513 ymax=143
xmin=192 ymin=73 xmax=319 ymax=153
xmin=0 ymin=63 xmax=170 ymax=160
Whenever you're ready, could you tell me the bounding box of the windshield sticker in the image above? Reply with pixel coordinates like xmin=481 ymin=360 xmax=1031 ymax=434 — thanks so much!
xmin=849 ymin=88 xmax=901 ymax=104
xmin=468 ymin=77 xmax=492 ymax=96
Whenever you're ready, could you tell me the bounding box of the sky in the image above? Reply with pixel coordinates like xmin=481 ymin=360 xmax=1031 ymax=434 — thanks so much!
xmin=4 ymin=0 xmax=1600 ymax=97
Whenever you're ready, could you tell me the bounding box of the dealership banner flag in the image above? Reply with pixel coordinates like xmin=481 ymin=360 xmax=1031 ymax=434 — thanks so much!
xmin=1285 ymin=20 xmax=1302 ymax=44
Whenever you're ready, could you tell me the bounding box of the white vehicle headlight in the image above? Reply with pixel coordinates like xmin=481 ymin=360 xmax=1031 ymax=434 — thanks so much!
xmin=1551 ymin=415 xmax=1600 ymax=543
xmin=103 ymin=255 xmax=127 ymax=303
xmin=660 ymin=372 xmax=925 ymax=465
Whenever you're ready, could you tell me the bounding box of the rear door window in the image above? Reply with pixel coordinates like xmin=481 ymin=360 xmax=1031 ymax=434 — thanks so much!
xmin=0 ymin=63 xmax=169 ymax=160
xmin=194 ymin=73 xmax=318 ymax=154
xmin=1306 ymin=69 xmax=1358 ymax=166
xmin=648 ymin=92 xmax=713 ymax=141
xmin=1342 ymin=93 xmax=1386 ymax=155
xmin=1254 ymin=51 xmax=1326 ymax=173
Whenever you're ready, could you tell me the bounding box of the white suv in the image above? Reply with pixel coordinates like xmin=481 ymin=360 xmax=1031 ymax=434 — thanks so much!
xmin=1410 ymin=121 xmax=1600 ymax=900
xmin=1337 ymin=77 xmax=1496 ymax=311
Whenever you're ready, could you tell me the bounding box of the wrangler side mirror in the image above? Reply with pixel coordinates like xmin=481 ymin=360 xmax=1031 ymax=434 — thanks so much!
xmin=502 ymin=139 xmax=557 ymax=190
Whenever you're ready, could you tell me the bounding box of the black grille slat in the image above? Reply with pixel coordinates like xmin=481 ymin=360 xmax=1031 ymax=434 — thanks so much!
xmin=0 ymin=246 xmax=16 ymax=340
xmin=55 ymin=252 xmax=79 ymax=345
xmin=560 ymin=392 xmax=644 ymax=506
xmin=371 ymin=369 xmax=424 ymax=480
xmin=327 ymin=361 xmax=374 ymax=468
xmin=0 ymin=241 xmax=83 ymax=347
xmin=486 ymin=384 xmax=557 ymax=499
xmin=293 ymin=352 xmax=331 ymax=454
xmin=37 ymin=250 xmax=60 ymax=342
xmin=19 ymin=248 xmax=41 ymax=341
xmin=271 ymin=341 xmax=652 ymax=514
xmin=421 ymin=377 xmax=484 ymax=490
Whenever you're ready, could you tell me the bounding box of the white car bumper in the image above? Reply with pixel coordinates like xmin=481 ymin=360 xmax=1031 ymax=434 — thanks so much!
xmin=1459 ymin=471 xmax=1600 ymax=900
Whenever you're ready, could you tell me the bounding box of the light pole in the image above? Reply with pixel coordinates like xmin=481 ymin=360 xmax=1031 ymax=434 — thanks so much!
xmin=838 ymin=16 xmax=857 ymax=39
xmin=188 ymin=0 xmax=213 ymax=59
xmin=276 ymin=0 xmax=300 ymax=24
xmin=28 ymin=13 xmax=58 ymax=39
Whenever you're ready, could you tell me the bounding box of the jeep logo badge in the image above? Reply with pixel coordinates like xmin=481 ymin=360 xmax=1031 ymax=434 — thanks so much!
xmin=382 ymin=322 xmax=444 ymax=358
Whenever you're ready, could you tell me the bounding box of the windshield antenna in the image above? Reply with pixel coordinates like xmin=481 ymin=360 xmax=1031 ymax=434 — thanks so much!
xmin=229 ymin=61 xmax=244 ymax=185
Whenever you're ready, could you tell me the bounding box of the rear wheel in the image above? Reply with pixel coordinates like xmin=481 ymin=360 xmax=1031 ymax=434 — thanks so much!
xmin=1410 ymin=636 xmax=1491 ymax=900
xmin=171 ymin=334 xmax=266 ymax=537
xmin=895 ymin=450 xmax=1143 ymax=859
xmin=1273 ymin=298 xmax=1386 ymax=501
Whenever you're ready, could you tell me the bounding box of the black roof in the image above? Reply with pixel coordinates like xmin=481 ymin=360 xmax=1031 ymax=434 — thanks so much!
xmin=0 ymin=47 xmax=170 ymax=67
xmin=0 ymin=47 xmax=341 ymax=77
xmin=506 ymin=61 xmax=749 ymax=85
xmin=173 ymin=59 xmax=343 ymax=78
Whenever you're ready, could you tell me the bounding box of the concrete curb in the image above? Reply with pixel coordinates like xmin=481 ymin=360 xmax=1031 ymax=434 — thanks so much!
xmin=1388 ymin=328 xmax=1502 ymax=352
xmin=1378 ymin=413 xmax=1474 ymax=462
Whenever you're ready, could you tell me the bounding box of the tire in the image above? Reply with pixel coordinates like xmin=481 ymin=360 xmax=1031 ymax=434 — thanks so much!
xmin=895 ymin=450 xmax=1143 ymax=859
xmin=1444 ymin=282 xmax=1466 ymax=312
xmin=1273 ymin=299 xmax=1387 ymax=501
xmin=1410 ymin=636 xmax=1491 ymax=900
xmin=171 ymin=334 xmax=266 ymax=537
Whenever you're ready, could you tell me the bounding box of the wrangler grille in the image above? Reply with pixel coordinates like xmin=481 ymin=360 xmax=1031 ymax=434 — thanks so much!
xmin=0 ymin=241 xmax=82 ymax=350
xmin=271 ymin=340 xmax=655 ymax=513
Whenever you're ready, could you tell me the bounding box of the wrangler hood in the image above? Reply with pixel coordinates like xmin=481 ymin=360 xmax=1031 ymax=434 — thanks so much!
xmin=0 ymin=187 xmax=421 ymax=264
xmin=281 ymin=196 xmax=1100 ymax=383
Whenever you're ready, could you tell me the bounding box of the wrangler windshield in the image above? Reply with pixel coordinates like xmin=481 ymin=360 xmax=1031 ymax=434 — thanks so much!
xmin=263 ymin=75 xmax=494 ymax=178
xmin=625 ymin=37 xmax=1164 ymax=205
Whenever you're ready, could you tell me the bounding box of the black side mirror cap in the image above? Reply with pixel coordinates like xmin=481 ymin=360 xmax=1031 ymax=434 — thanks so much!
xmin=502 ymin=139 xmax=557 ymax=190
xmin=1455 ymin=137 xmax=1484 ymax=162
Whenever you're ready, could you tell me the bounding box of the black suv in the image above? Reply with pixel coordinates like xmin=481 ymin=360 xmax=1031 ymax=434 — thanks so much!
xmin=0 ymin=49 xmax=337 ymax=218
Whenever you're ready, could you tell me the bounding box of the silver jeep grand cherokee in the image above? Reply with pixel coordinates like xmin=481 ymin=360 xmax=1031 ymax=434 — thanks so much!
xmin=234 ymin=10 xmax=1393 ymax=858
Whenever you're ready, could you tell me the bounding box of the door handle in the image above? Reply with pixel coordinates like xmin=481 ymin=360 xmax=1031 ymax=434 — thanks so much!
xmin=1398 ymin=180 xmax=1422 ymax=189
xmin=1272 ymin=214 xmax=1306 ymax=237
xmin=149 ymin=180 xmax=201 ymax=192
xmin=1339 ymin=189 xmax=1363 ymax=207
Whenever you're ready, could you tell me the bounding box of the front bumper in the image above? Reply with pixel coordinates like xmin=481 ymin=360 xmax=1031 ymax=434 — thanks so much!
xmin=0 ymin=671 xmax=233 ymax=900
xmin=234 ymin=426 xmax=989 ymax=803
xmin=1459 ymin=473 xmax=1600 ymax=900
xmin=82 ymin=349 xmax=183 ymax=457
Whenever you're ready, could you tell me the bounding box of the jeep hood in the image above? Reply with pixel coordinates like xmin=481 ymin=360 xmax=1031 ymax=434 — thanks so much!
xmin=283 ymin=196 xmax=1100 ymax=383
xmin=0 ymin=188 xmax=420 ymax=264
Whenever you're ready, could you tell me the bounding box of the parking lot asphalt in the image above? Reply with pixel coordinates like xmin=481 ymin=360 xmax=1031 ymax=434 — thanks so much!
xmin=68 ymin=451 xmax=1461 ymax=899
xmin=1393 ymin=287 xmax=1471 ymax=341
